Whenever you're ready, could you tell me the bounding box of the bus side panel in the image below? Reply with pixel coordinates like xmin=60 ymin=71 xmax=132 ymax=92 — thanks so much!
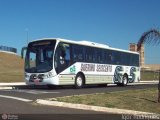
xmin=113 ymin=65 xmax=140 ymax=83
xmin=58 ymin=74 xmax=75 ymax=85
xmin=85 ymin=75 xmax=113 ymax=84
xmin=57 ymin=62 xmax=140 ymax=85
xmin=59 ymin=62 xmax=114 ymax=85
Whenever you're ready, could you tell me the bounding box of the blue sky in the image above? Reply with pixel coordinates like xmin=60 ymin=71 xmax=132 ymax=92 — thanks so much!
xmin=0 ymin=0 xmax=160 ymax=63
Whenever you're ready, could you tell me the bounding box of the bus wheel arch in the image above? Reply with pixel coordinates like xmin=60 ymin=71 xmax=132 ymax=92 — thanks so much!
xmin=74 ymin=72 xmax=85 ymax=89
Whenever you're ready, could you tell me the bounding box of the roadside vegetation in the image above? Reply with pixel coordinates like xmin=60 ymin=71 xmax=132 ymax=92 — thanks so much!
xmin=0 ymin=52 xmax=24 ymax=82
xmin=54 ymin=88 xmax=160 ymax=114
xmin=141 ymin=70 xmax=159 ymax=81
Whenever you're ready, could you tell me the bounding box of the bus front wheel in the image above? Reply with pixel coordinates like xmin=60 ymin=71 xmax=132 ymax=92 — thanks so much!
xmin=75 ymin=74 xmax=84 ymax=89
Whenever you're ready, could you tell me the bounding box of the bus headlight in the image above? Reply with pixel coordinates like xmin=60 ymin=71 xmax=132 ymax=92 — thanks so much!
xmin=48 ymin=72 xmax=53 ymax=78
xmin=41 ymin=72 xmax=53 ymax=79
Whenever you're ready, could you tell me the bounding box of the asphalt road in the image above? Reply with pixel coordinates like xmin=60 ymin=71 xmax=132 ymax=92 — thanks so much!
xmin=0 ymin=84 xmax=157 ymax=120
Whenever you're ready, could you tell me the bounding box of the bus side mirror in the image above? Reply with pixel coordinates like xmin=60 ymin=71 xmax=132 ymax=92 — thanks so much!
xmin=21 ymin=47 xmax=27 ymax=59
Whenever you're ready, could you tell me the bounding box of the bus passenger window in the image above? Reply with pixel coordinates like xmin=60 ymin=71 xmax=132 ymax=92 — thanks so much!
xmin=64 ymin=46 xmax=70 ymax=65
xmin=60 ymin=50 xmax=65 ymax=65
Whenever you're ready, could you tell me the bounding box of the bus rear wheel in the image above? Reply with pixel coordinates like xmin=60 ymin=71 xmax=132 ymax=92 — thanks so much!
xmin=122 ymin=75 xmax=128 ymax=86
xmin=117 ymin=75 xmax=128 ymax=86
xmin=75 ymin=74 xmax=84 ymax=89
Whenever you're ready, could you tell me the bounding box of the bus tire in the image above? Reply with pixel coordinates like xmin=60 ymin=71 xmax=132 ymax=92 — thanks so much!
xmin=98 ymin=84 xmax=107 ymax=87
xmin=122 ymin=75 xmax=128 ymax=86
xmin=47 ymin=85 xmax=56 ymax=89
xmin=75 ymin=73 xmax=84 ymax=89
xmin=116 ymin=83 xmax=122 ymax=86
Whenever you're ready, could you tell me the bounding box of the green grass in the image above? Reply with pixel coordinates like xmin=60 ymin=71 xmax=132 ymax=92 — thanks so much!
xmin=0 ymin=72 xmax=24 ymax=82
xmin=141 ymin=71 xmax=159 ymax=81
xmin=54 ymin=88 xmax=160 ymax=114
xmin=0 ymin=52 xmax=24 ymax=82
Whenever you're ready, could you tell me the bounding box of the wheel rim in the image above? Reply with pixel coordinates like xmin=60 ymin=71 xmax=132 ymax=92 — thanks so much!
xmin=123 ymin=77 xmax=127 ymax=85
xmin=77 ymin=76 xmax=83 ymax=87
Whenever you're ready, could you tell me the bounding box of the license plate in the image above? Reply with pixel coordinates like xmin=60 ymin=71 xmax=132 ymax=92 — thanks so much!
xmin=34 ymin=79 xmax=40 ymax=85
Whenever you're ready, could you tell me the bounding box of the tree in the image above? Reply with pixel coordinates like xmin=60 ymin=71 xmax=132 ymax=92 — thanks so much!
xmin=137 ymin=28 xmax=160 ymax=103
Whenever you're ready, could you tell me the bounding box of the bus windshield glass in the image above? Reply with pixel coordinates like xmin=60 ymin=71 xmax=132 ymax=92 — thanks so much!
xmin=25 ymin=40 xmax=56 ymax=73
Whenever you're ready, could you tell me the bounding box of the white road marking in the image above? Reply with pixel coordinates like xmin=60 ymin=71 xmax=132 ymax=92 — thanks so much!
xmin=0 ymin=95 xmax=32 ymax=102
xmin=16 ymin=90 xmax=60 ymax=94
xmin=2 ymin=89 xmax=60 ymax=94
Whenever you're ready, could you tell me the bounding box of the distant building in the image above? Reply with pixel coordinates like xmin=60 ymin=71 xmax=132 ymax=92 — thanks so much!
xmin=129 ymin=43 xmax=160 ymax=71
xmin=129 ymin=43 xmax=137 ymax=52
xmin=129 ymin=43 xmax=145 ymax=67
xmin=0 ymin=45 xmax=17 ymax=54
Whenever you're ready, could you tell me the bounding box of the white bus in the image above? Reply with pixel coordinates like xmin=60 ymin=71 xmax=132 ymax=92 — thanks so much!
xmin=21 ymin=38 xmax=140 ymax=88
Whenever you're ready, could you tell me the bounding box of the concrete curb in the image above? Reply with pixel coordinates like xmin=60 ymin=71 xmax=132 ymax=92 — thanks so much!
xmin=0 ymin=82 xmax=26 ymax=89
xmin=128 ymin=82 xmax=158 ymax=85
xmin=139 ymin=81 xmax=159 ymax=83
xmin=0 ymin=87 xmax=13 ymax=90
xmin=0 ymin=82 xmax=26 ymax=86
xmin=36 ymin=99 xmax=159 ymax=116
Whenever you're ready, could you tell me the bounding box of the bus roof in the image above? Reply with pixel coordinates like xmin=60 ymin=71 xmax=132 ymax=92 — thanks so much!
xmin=31 ymin=38 xmax=139 ymax=55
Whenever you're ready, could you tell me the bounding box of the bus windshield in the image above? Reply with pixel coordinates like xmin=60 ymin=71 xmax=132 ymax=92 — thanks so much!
xmin=25 ymin=40 xmax=56 ymax=73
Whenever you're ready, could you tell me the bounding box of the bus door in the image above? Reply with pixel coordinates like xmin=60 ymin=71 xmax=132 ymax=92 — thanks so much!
xmin=54 ymin=42 xmax=71 ymax=74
